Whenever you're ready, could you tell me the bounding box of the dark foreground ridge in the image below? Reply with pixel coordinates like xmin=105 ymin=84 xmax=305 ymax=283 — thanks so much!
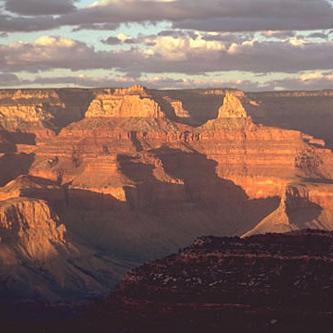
xmin=92 ymin=229 xmax=333 ymax=333
xmin=4 ymin=229 xmax=333 ymax=332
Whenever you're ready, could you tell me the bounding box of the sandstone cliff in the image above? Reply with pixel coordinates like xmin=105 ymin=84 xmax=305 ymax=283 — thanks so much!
xmin=0 ymin=197 xmax=132 ymax=301
xmin=162 ymin=96 xmax=191 ymax=119
xmin=0 ymin=89 xmax=92 ymax=141
xmin=85 ymin=86 xmax=164 ymax=118
xmin=0 ymin=198 xmax=66 ymax=259
xmin=12 ymin=90 xmax=332 ymax=259
xmin=243 ymin=182 xmax=333 ymax=237
xmin=1 ymin=87 xmax=333 ymax=303
xmin=218 ymin=91 xmax=249 ymax=119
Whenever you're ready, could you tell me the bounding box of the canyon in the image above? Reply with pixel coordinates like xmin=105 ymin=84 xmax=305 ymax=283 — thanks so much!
xmin=0 ymin=86 xmax=333 ymax=305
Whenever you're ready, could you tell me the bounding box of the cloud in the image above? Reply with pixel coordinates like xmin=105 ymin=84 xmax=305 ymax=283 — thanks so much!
xmin=102 ymin=33 xmax=138 ymax=45
xmin=260 ymin=31 xmax=296 ymax=39
xmin=0 ymin=12 xmax=59 ymax=32
xmin=71 ymin=23 xmax=119 ymax=32
xmin=4 ymin=70 xmax=333 ymax=91
xmin=307 ymin=32 xmax=330 ymax=39
xmin=1 ymin=0 xmax=333 ymax=33
xmin=102 ymin=36 xmax=123 ymax=45
xmin=61 ymin=0 xmax=333 ymax=32
xmin=4 ymin=0 xmax=77 ymax=16
xmin=261 ymin=71 xmax=333 ymax=91
xmin=0 ymin=72 xmax=20 ymax=85
xmin=0 ymin=72 xmax=276 ymax=90
xmin=1 ymin=35 xmax=333 ymax=75
xmin=172 ymin=0 xmax=333 ymax=32
xmin=0 ymin=36 xmax=99 ymax=72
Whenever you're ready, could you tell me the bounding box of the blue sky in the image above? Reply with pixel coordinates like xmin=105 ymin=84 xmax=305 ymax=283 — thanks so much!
xmin=0 ymin=0 xmax=333 ymax=90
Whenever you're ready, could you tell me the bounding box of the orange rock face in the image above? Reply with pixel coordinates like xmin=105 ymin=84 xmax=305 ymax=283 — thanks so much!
xmin=0 ymin=196 xmax=133 ymax=301
xmin=0 ymin=198 xmax=66 ymax=260
xmin=0 ymin=88 xmax=93 ymax=141
xmin=85 ymin=87 xmax=164 ymax=118
xmin=163 ymin=96 xmax=191 ymax=119
xmin=1 ymin=86 xmax=333 ymax=300
xmin=217 ymin=91 xmax=249 ymax=119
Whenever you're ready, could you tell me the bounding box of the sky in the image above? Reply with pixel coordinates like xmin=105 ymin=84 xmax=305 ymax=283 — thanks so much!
xmin=0 ymin=0 xmax=333 ymax=91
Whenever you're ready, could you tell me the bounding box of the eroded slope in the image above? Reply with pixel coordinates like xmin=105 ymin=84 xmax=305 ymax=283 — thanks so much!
xmin=1 ymin=86 xmax=333 ymax=302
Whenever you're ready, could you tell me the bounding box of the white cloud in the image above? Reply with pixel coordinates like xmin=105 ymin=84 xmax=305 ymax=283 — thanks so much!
xmin=1 ymin=34 xmax=333 ymax=75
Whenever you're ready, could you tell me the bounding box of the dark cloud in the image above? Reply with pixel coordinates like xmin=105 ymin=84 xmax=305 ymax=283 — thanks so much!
xmin=102 ymin=36 xmax=123 ymax=45
xmin=172 ymin=0 xmax=333 ymax=32
xmin=72 ymin=23 xmax=119 ymax=32
xmin=21 ymin=75 xmax=128 ymax=88
xmin=1 ymin=0 xmax=333 ymax=33
xmin=61 ymin=0 xmax=333 ymax=32
xmin=3 ymin=71 xmax=333 ymax=92
xmin=0 ymin=72 xmax=274 ymax=90
xmin=307 ymin=32 xmax=329 ymax=39
xmin=157 ymin=30 xmax=199 ymax=39
xmin=102 ymin=30 xmax=198 ymax=46
xmin=0 ymin=72 xmax=20 ymax=85
xmin=0 ymin=13 xmax=58 ymax=32
xmin=200 ymin=32 xmax=254 ymax=45
xmin=5 ymin=0 xmax=77 ymax=16
xmin=103 ymin=35 xmax=138 ymax=45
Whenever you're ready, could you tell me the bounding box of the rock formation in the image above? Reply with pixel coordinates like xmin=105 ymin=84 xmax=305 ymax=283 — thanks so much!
xmin=243 ymin=182 xmax=333 ymax=237
xmin=0 ymin=197 xmax=132 ymax=301
xmin=163 ymin=96 xmax=191 ymax=119
xmin=0 ymin=198 xmax=66 ymax=260
xmin=0 ymin=89 xmax=92 ymax=141
xmin=5 ymin=89 xmax=330 ymax=252
xmin=1 ymin=86 xmax=333 ymax=304
xmin=247 ymin=90 xmax=333 ymax=149
xmin=85 ymin=87 xmax=164 ymax=118
xmin=87 ymin=230 xmax=333 ymax=333
xmin=217 ymin=91 xmax=249 ymax=119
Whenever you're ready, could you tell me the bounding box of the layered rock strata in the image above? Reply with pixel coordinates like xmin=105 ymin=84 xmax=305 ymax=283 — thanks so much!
xmin=4 ymin=89 xmax=331 ymax=250
xmin=85 ymin=86 xmax=164 ymax=119
xmin=1 ymin=86 xmax=333 ymax=302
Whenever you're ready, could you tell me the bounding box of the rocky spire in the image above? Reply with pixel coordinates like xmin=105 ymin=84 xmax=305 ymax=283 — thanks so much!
xmin=218 ymin=91 xmax=249 ymax=119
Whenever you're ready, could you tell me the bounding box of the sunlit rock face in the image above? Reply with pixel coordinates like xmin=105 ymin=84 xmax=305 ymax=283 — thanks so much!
xmin=1 ymin=86 xmax=333 ymax=301
xmin=162 ymin=96 xmax=191 ymax=119
xmin=218 ymin=91 xmax=249 ymax=119
xmin=0 ymin=197 xmax=131 ymax=301
xmin=85 ymin=86 xmax=164 ymax=118
xmin=0 ymin=198 xmax=66 ymax=260
xmin=243 ymin=182 xmax=333 ymax=237
xmin=0 ymin=88 xmax=93 ymax=141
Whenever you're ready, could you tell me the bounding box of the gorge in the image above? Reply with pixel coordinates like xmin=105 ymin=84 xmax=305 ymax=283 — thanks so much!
xmin=0 ymin=86 xmax=333 ymax=314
